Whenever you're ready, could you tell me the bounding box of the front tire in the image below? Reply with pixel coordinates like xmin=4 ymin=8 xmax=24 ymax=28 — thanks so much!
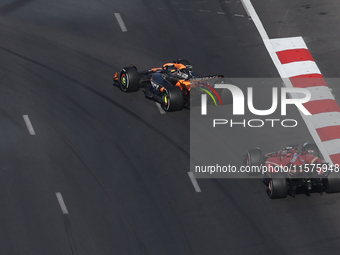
xmin=245 ymin=148 xmax=263 ymax=176
xmin=162 ymin=86 xmax=184 ymax=112
xmin=119 ymin=66 xmax=140 ymax=92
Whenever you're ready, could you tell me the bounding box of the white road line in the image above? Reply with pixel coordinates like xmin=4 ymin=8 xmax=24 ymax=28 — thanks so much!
xmin=114 ymin=13 xmax=127 ymax=32
xmin=155 ymin=102 xmax=166 ymax=114
xmin=305 ymin=86 xmax=334 ymax=101
xmin=240 ymin=0 xmax=250 ymax=17
xmin=270 ymin=37 xmax=308 ymax=52
xmin=282 ymin=61 xmax=321 ymax=77
xmin=55 ymin=192 xmax=69 ymax=215
xmin=323 ymin=139 xmax=340 ymax=156
xmin=241 ymin=0 xmax=269 ymax=40
xmin=23 ymin=115 xmax=36 ymax=135
xmin=188 ymin=172 xmax=202 ymax=192
xmin=309 ymin=112 xmax=340 ymax=129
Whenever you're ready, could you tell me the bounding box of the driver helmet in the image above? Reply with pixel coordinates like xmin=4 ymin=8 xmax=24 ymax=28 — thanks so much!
xmin=174 ymin=59 xmax=193 ymax=71
xmin=281 ymin=150 xmax=292 ymax=157
xmin=163 ymin=63 xmax=192 ymax=79
xmin=175 ymin=67 xmax=191 ymax=79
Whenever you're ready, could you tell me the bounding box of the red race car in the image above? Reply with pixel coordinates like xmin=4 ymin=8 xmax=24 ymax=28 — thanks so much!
xmin=245 ymin=143 xmax=340 ymax=199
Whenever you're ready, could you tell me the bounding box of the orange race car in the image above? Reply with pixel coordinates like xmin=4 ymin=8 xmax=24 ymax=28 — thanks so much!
xmin=113 ymin=59 xmax=229 ymax=111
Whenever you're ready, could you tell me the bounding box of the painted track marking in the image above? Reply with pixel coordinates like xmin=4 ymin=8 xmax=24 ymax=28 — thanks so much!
xmin=56 ymin=192 xmax=69 ymax=215
xmin=114 ymin=13 xmax=127 ymax=32
xmin=155 ymin=102 xmax=166 ymax=114
xmin=23 ymin=115 xmax=36 ymax=135
xmin=188 ymin=172 xmax=202 ymax=192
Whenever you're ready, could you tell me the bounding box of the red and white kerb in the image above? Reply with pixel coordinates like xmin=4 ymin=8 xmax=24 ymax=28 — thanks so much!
xmin=270 ymin=37 xmax=340 ymax=165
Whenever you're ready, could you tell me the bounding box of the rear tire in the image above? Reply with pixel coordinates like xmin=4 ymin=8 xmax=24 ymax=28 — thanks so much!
xmin=268 ymin=173 xmax=288 ymax=199
xmin=162 ymin=86 xmax=184 ymax=112
xmin=119 ymin=66 xmax=139 ymax=92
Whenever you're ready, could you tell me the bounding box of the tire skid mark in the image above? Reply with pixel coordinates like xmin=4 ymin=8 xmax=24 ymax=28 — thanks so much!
xmin=42 ymin=115 xmax=149 ymax=255
xmin=56 ymin=193 xmax=77 ymax=254
xmin=24 ymin=75 xmax=194 ymax=254
xmin=0 ymin=107 xmax=23 ymax=129
xmin=5 ymin=67 xmax=149 ymax=251
xmin=0 ymin=0 xmax=33 ymax=16
xmin=21 ymin=66 xmax=96 ymax=120
xmin=0 ymin=46 xmax=151 ymax=253
xmin=212 ymin=179 xmax=286 ymax=255
xmin=63 ymin=215 xmax=78 ymax=255
xmin=21 ymin=65 xmax=190 ymax=254
xmin=22 ymin=69 xmax=195 ymax=254
xmin=0 ymin=45 xmax=196 ymax=254
xmin=0 ymin=45 xmax=189 ymax=158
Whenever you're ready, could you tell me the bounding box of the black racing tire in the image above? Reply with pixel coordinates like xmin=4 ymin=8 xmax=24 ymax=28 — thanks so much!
xmin=246 ymin=148 xmax=263 ymax=166
xmin=268 ymin=173 xmax=288 ymax=199
xmin=303 ymin=143 xmax=320 ymax=158
xmin=245 ymin=148 xmax=263 ymax=176
xmin=119 ymin=66 xmax=139 ymax=92
xmin=325 ymin=171 xmax=340 ymax=193
xmin=162 ymin=86 xmax=184 ymax=112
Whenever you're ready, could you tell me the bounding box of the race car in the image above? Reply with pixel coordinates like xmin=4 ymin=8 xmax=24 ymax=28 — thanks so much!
xmin=244 ymin=143 xmax=340 ymax=199
xmin=113 ymin=59 xmax=231 ymax=111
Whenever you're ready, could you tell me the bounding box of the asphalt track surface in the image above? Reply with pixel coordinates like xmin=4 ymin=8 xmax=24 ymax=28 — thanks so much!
xmin=1 ymin=0 xmax=340 ymax=254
